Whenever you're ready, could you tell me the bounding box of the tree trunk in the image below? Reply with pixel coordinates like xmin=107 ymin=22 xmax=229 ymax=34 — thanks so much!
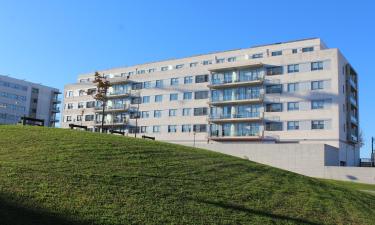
xmin=101 ymin=101 xmax=105 ymax=133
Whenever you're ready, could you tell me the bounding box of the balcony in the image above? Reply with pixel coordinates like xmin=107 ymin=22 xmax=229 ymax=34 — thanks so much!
xmin=94 ymin=104 xmax=131 ymax=112
xmin=51 ymin=107 xmax=60 ymax=113
xmin=350 ymin=115 xmax=358 ymax=124
xmin=349 ymin=95 xmax=357 ymax=107
xmin=95 ymin=118 xmax=128 ymax=126
xmin=208 ymin=76 xmax=264 ymax=89
xmin=209 ymin=112 xmax=262 ymax=123
xmin=349 ymin=76 xmax=357 ymax=90
xmin=107 ymin=91 xmax=131 ymax=99
xmin=210 ymin=94 xmax=264 ymax=106
xmin=209 ymin=130 xmax=262 ymax=141
xmin=52 ymin=98 xmax=62 ymax=104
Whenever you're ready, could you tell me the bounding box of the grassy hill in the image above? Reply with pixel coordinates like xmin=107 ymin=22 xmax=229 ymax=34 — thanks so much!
xmin=0 ymin=125 xmax=374 ymax=225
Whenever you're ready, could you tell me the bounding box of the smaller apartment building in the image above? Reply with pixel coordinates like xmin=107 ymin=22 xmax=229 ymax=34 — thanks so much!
xmin=0 ymin=75 xmax=60 ymax=127
xmin=62 ymin=38 xmax=360 ymax=166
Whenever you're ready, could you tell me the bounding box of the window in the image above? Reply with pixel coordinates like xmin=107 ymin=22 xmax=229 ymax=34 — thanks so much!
xmin=202 ymin=60 xmax=212 ymax=65
xmin=287 ymin=83 xmax=299 ymax=92
xmin=193 ymin=124 xmax=207 ymax=132
xmin=155 ymin=80 xmax=163 ymax=88
xmin=87 ymin=89 xmax=96 ymax=95
xmin=141 ymin=111 xmax=150 ymax=118
xmin=182 ymin=108 xmax=191 ymax=116
xmin=287 ymin=64 xmax=299 ymax=73
xmin=170 ymin=93 xmax=178 ymax=101
xmin=143 ymin=81 xmax=151 ymax=89
xmin=142 ymin=96 xmax=150 ymax=103
xmin=190 ymin=62 xmax=198 ymax=67
xmin=265 ymin=122 xmax=282 ymax=131
xmin=148 ymin=68 xmax=156 ymax=73
xmin=194 ymin=107 xmax=208 ymax=116
xmin=311 ymin=61 xmax=323 ymax=71
xmin=287 ymin=121 xmax=299 ymax=130
xmin=137 ymin=70 xmax=145 ymax=74
xmin=132 ymin=82 xmax=142 ymax=90
xmin=227 ymin=57 xmax=236 ymax=62
xmin=77 ymin=115 xmax=82 ymax=121
xmin=183 ymin=92 xmax=192 ymax=100
xmin=168 ymin=125 xmax=177 ymax=133
xmin=311 ymin=81 xmax=324 ymax=90
xmin=78 ymin=102 xmax=84 ymax=109
xmin=153 ymin=126 xmax=160 ymax=133
xmin=161 ymin=66 xmax=169 ymax=71
xmin=67 ymin=103 xmax=74 ymax=109
xmin=175 ymin=64 xmax=184 ymax=69
xmin=292 ymin=49 xmax=298 ymax=54
xmin=271 ymin=51 xmax=282 ymax=56
xmin=79 ymin=90 xmax=85 ymax=96
xmin=302 ymin=47 xmax=314 ymax=52
xmin=195 ymin=74 xmax=209 ymax=83
xmin=184 ymin=76 xmax=193 ymax=84
xmin=194 ymin=91 xmax=209 ymax=99
xmin=66 ymin=116 xmax=72 ymax=122
xmin=154 ymin=110 xmax=162 ymax=118
xmin=266 ymin=84 xmax=282 ymax=94
xmin=216 ymin=58 xmax=225 ymax=63
xmin=170 ymin=78 xmax=179 ymax=86
xmin=86 ymin=101 xmax=95 ymax=108
xmin=132 ymin=97 xmax=141 ymax=104
xmin=155 ymin=95 xmax=163 ymax=102
xmin=266 ymin=103 xmax=282 ymax=112
xmin=128 ymin=71 xmax=134 ymax=76
xmin=85 ymin=115 xmax=94 ymax=121
xmin=252 ymin=53 xmax=263 ymax=59
xmin=32 ymin=88 xmax=39 ymax=94
xmin=169 ymin=109 xmax=177 ymax=117
xmin=182 ymin=124 xmax=191 ymax=133
xmin=288 ymin=102 xmax=299 ymax=111
xmin=140 ymin=126 xmax=148 ymax=133
xmin=312 ymin=120 xmax=324 ymax=129
xmin=311 ymin=100 xmax=325 ymax=109
xmin=266 ymin=66 xmax=283 ymax=75
xmin=66 ymin=91 xmax=73 ymax=97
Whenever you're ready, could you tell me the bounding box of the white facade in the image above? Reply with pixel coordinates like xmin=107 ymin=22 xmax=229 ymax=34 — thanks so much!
xmin=0 ymin=75 xmax=60 ymax=127
xmin=62 ymin=38 xmax=360 ymax=166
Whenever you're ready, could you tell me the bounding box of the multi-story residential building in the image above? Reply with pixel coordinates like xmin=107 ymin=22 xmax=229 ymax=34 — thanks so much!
xmin=62 ymin=38 xmax=360 ymax=166
xmin=0 ymin=74 xmax=60 ymax=127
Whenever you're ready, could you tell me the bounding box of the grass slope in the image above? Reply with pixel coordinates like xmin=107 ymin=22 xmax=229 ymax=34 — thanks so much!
xmin=0 ymin=125 xmax=374 ymax=225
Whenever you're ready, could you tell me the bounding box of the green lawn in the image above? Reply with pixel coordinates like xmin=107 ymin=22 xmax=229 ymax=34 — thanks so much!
xmin=0 ymin=125 xmax=374 ymax=225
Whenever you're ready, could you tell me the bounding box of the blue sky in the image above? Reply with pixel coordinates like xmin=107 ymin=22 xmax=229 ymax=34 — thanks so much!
xmin=0 ymin=0 xmax=374 ymax=156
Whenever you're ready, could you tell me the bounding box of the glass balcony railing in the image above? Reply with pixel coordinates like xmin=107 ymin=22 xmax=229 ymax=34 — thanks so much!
xmin=211 ymin=93 xmax=263 ymax=102
xmin=94 ymin=104 xmax=130 ymax=111
xmin=210 ymin=112 xmax=261 ymax=120
xmin=108 ymin=90 xmax=131 ymax=96
xmin=210 ymin=129 xmax=260 ymax=138
xmin=211 ymin=76 xmax=264 ymax=85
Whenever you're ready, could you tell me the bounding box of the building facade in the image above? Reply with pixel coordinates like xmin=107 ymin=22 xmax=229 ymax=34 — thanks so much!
xmin=62 ymin=38 xmax=360 ymax=166
xmin=0 ymin=75 xmax=60 ymax=127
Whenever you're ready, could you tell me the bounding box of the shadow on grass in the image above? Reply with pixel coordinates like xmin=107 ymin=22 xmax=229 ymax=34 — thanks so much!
xmin=191 ymin=198 xmax=321 ymax=225
xmin=0 ymin=196 xmax=95 ymax=225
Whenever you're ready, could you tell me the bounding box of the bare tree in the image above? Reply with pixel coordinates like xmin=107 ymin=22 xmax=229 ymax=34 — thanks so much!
xmin=357 ymin=129 xmax=365 ymax=148
xmin=93 ymin=72 xmax=111 ymax=133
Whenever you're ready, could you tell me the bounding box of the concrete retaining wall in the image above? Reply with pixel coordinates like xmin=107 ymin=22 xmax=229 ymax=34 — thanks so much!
xmin=179 ymin=142 xmax=375 ymax=184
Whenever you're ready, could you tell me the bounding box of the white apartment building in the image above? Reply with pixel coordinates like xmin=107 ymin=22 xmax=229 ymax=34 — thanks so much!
xmin=0 ymin=74 xmax=60 ymax=127
xmin=62 ymin=38 xmax=360 ymax=166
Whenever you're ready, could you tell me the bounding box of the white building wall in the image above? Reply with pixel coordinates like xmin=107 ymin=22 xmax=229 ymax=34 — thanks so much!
xmin=61 ymin=38 xmax=360 ymax=166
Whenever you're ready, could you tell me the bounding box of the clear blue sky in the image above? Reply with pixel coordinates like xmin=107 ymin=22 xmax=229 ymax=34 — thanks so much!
xmin=0 ymin=0 xmax=374 ymax=156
